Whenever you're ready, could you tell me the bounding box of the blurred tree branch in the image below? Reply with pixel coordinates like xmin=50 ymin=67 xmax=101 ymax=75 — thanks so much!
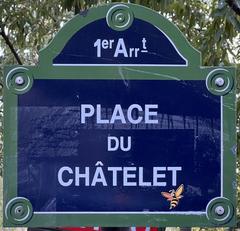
xmin=226 ymin=0 xmax=240 ymax=15
xmin=0 ymin=24 xmax=22 ymax=65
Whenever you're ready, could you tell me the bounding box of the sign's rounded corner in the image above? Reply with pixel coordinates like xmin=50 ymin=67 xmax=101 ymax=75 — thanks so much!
xmin=38 ymin=3 xmax=201 ymax=67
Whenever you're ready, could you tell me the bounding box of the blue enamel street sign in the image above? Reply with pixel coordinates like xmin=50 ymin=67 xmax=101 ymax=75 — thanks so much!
xmin=18 ymin=80 xmax=220 ymax=212
xmin=4 ymin=3 xmax=236 ymax=228
xmin=53 ymin=18 xmax=187 ymax=66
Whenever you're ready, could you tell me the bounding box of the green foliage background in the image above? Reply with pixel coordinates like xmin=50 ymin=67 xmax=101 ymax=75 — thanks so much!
xmin=0 ymin=0 xmax=239 ymax=229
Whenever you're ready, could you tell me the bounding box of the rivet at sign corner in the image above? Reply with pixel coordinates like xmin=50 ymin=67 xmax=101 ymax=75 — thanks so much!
xmin=15 ymin=76 xmax=25 ymax=86
xmin=15 ymin=205 xmax=23 ymax=214
xmin=215 ymin=77 xmax=225 ymax=87
xmin=215 ymin=206 xmax=225 ymax=216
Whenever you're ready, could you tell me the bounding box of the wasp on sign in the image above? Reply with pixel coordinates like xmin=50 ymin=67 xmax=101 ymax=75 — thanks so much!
xmin=161 ymin=184 xmax=184 ymax=209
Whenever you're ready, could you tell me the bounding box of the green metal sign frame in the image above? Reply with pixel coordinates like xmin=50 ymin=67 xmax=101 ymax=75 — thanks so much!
xmin=3 ymin=3 xmax=236 ymax=227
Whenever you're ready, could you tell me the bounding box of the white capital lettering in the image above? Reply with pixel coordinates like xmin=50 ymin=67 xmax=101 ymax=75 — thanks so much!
xmin=108 ymin=167 xmax=122 ymax=186
xmin=127 ymin=104 xmax=143 ymax=124
xmin=96 ymin=104 xmax=109 ymax=124
xmin=139 ymin=167 xmax=152 ymax=186
xmin=58 ymin=166 xmax=73 ymax=187
xmin=110 ymin=104 xmax=126 ymax=124
xmin=145 ymin=104 xmax=158 ymax=124
xmin=167 ymin=166 xmax=182 ymax=186
xmin=81 ymin=104 xmax=94 ymax=123
xmin=123 ymin=167 xmax=137 ymax=186
xmin=91 ymin=167 xmax=107 ymax=186
xmin=114 ymin=38 xmax=128 ymax=57
xmin=75 ymin=167 xmax=90 ymax=186
xmin=153 ymin=167 xmax=167 ymax=186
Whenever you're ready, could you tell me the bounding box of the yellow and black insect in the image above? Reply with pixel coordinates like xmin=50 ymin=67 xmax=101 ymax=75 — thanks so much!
xmin=161 ymin=184 xmax=184 ymax=209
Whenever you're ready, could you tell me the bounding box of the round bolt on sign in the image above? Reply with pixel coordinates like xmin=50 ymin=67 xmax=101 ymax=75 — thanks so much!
xmin=15 ymin=76 xmax=25 ymax=85
xmin=106 ymin=4 xmax=134 ymax=31
xmin=5 ymin=197 xmax=33 ymax=225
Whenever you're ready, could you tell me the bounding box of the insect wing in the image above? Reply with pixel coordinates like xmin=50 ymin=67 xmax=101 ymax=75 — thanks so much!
xmin=161 ymin=192 xmax=173 ymax=201
xmin=175 ymin=184 xmax=184 ymax=197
